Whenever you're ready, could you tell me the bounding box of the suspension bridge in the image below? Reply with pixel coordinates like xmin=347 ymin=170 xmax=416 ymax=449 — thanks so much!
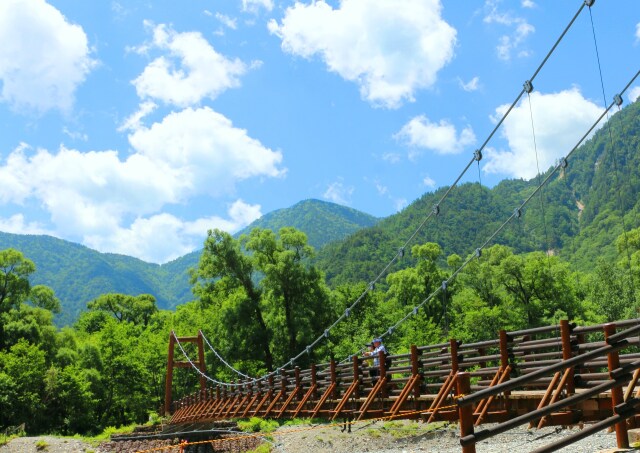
xmin=126 ymin=1 xmax=640 ymax=451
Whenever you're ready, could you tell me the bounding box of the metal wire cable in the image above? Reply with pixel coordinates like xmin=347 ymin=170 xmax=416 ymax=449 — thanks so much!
xmin=526 ymin=91 xmax=553 ymax=273
xmin=200 ymin=330 xmax=253 ymax=380
xmin=179 ymin=0 xmax=605 ymax=384
xmin=588 ymin=5 xmax=637 ymax=300
xmin=173 ymin=333 xmax=246 ymax=387
xmin=361 ymin=69 xmax=640 ymax=357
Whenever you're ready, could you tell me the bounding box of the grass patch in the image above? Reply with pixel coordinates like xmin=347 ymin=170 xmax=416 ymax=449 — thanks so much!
xmin=282 ymin=417 xmax=323 ymax=426
xmin=67 ymin=423 xmax=139 ymax=446
xmin=378 ymin=420 xmax=449 ymax=439
xmin=0 ymin=435 xmax=20 ymax=447
xmin=365 ymin=428 xmax=382 ymax=438
xmin=244 ymin=443 xmax=272 ymax=453
xmin=237 ymin=417 xmax=279 ymax=434
xmin=35 ymin=439 xmax=49 ymax=451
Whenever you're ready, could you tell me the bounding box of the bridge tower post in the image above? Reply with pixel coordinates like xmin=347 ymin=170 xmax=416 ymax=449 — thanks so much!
xmin=164 ymin=330 xmax=208 ymax=416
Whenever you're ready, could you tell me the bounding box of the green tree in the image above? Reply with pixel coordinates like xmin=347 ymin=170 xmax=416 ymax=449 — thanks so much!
xmin=245 ymin=227 xmax=331 ymax=362
xmin=0 ymin=340 xmax=47 ymax=431
xmin=193 ymin=229 xmax=274 ymax=372
xmin=0 ymin=249 xmax=35 ymax=349
xmin=87 ymin=293 xmax=158 ymax=326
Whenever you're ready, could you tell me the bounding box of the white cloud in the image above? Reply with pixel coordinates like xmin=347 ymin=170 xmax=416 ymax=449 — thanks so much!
xmin=215 ymin=12 xmax=237 ymax=30
xmin=382 ymin=152 xmax=401 ymax=164
xmin=636 ymin=23 xmax=640 ymax=41
xmin=521 ymin=0 xmax=535 ymax=8
xmin=268 ymin=0 xmax=456 ymax=108
xmin=62 ymin=127 xmax=88 ymax=142
xmin=374 ymin=181 xmax=388 ymax=196
xmin=459 ymin=76 xmax=480 ymax=92
xmin=484 ymin=1 xmax=534 ymax=61
xmin=83 ymin=200 xmax=261 ymax=263
xmin=394 ymin=198 xmax=408 ymax=211
xmin=128 ymin=107 xmax=285 ymax=197
xmin=118 ymin=101 xmax=157 ymax=132
xmin=0 ymin=0 xmax=95 ymax=113
xmin=628 ymin=86 xmax=640 ymax=103
xmin=423 ymin=176 xmax=436 ymax=188
xmin=132 ymin=23 xmax=247 ymax=107
xmin=395 ymin=115 xmax=476 ymax=155
xmin=0 ymin=214 xmax=50 ymax=236
xmin=242 ymin=0 xmax=273 ymax=14
xmin=483 ymin=87 xmax=603 ymax=179
xmin=0 ymin=107 xmax=283 ymax=262
xmin=323 ymin=180 xmax=354 ymax=205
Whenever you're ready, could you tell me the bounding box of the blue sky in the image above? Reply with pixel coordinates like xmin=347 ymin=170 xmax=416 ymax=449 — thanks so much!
xmin=0 ymin=0 xmax=639 ymax=264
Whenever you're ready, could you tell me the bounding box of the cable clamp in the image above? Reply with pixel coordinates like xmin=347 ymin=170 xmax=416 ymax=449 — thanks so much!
xmin=475 ymin=248 xmax=482 ymax=258
xmin=388 ymin=327 xmax=395 ymax=335
xmin=560 ymin=157 xmax=568 ymax=169
xmin=433 ymin=204 xmax=440 ymax=216
xmin=398 ymin=247 xmax=405 ymax=258
xmin=306 ymin=346 xmax=311 ymax=355
xmin=514 ymin=207 xmax=522 ymax=219
xmin=324 ymin=329 xmax=329 ymax=338
xmin=614 ymin=94 xmax=623 ymax=107
xmin=345 ymin=308 xmax=351 ymax=317
xmin=584 ymin=0 xmax=595 ymax=7
xmin=369 ymin=282 xmax=375 ymax=291
xmin=523 ymin=80 xmax=534 ymax=94
xmin=474 ymin=149 xmax=483 ymax=162
xmin=442 ymin=281 xmax=448 ymax=291
xmin=412 ymin=306 xmax=419 ymax=315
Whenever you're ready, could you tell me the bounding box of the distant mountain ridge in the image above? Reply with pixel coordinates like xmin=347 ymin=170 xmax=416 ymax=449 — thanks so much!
xmin=235 ymin=199 xmax=379 ymax=249
xmin=0 ymin=199 xmax=379 ymax=325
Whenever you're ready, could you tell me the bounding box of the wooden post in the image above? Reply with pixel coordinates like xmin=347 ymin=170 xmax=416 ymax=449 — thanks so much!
xmin=164 ymin=331 xmax=176 ymax=416
xmin=330 ymin=359 xmax=337 ymax=399
xmin=457 ymin=372 xmax=476 ymax=453
xmin=604 ymin=323 xmax=629 ymax=449
xmin=378 ymin=349 xmax=387 ymax=397
xmin=450 ymin=339 xmax=459 ymax=373
xmin=311 ymin=363 xmax=317 ymax=398
xmin=560 ymin=320 xmax=575 ymax=395
xmin=411 ymin=345 xmax=421 ymax=400
xmin=197 ymin=331 xmax=207 ymax=392
xmin=353 ymin=354 xmax=361 ymax=398
xmin=499 ymin=330 xmax=509 ymax=370
xmin=295 ymin=367 xmax=301 ymax=400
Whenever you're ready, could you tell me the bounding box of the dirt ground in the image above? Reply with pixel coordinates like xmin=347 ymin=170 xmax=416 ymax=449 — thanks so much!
xmin=0 ymin=436 xmax=94 ymax=453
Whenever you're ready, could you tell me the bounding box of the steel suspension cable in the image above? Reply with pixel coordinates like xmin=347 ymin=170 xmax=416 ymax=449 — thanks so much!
xmin=263 ymin=0 xmax=593 ymax=374
xmin=181 ymin=0 xmax=600 ymax=383
xmin=200 ymin=331 xmax=253 ymax=380
xmin=526 ymin=91 xmax=553 ymax=272
xmin=588 ymin=4 xmax=637 ymax=298
xmin=353 ymin=69 xmax=640 ymax=361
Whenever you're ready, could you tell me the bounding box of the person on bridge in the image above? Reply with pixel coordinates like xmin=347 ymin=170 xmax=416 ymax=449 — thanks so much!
xmin=364 ymin=337 xmax=387 ymax=382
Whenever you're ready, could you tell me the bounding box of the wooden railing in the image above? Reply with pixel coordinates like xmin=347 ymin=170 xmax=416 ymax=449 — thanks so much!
xmin=167 ymin=319 xmax=640 ymax=452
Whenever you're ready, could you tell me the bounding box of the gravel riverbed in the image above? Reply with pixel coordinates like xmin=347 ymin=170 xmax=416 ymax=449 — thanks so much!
xmin=271 ymin=420 xmax=626 ymax=453
xmin=0 ymin=422 xmax=629 ymax=453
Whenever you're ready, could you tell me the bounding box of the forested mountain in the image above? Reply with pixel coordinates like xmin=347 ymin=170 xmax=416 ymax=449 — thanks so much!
xmin=316 ymin=100 xmax=640 ymax=284
xmin=0 ymin=232 xmax=177 ymax=325
xmin=236 ymin=199 xmax=379 ymax=249
xmin=0 ymin=199 xmax=378 ymax=324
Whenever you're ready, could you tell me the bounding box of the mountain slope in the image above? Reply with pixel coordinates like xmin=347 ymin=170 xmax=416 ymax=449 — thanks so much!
xmin=315 ymin=100 xmax=640 ymax=284
xmin=235 ymin=199 xmax=379 ymax=249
